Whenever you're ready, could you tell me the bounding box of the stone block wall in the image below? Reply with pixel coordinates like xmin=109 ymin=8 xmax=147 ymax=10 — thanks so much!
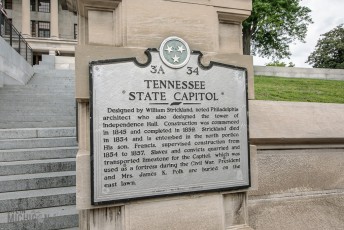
xmin=254 ymin=66 xmax=344 ymax=81
xmin=248 ymin=100 xmax=344 ymax=230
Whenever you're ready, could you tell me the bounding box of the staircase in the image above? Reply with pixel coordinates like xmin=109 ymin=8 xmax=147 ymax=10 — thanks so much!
xmin=0 ymin=56 xmax=78 ymax=230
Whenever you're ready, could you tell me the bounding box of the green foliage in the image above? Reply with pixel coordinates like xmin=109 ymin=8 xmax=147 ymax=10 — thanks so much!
xmin=266 ymin=61 xmax=295 ymax=67
xmin=266 ymin=61 xmax=287 ymax=67
xmin=243 ymin=0 xmax=313 ymax=59
xmin=288 ymin=62 xmax=295 ymax=67
xmin=255 ymin=76 xmax=344 ymax=103
xmin=307 ymin=24 xmax=344 ymax=69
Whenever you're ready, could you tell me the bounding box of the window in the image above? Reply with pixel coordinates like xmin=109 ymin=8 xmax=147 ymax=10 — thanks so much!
xmin=30 ymin=0 xmax=36 ymax=11
xmin=4 ymin=0 xmax=13 ymax=10
xmin=38 ymin=0 xmax=50 ymax=13
xmin=38 ymin=21 xmax=50 ymax=37
xmin=74 ymin=24 xmax=77 ymax=39
xmin=31 ymin=20 xmax=50 ymax=37
xmin=31 ymin=20 xmax=37 ymax=37
xmin=33 ymin=53 xmax=42 ymax=65
xmin=31 ymin=0 xmax=50 ymax=13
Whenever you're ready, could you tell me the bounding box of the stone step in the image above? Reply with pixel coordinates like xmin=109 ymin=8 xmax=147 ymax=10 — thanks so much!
xmin=0 ymin=171 xmax=76 ymax=193
xmin=0 ymin=86 xmax=75 ymax=92
xmin=55 ymin=63 xmax=76 ymax=70
xmin=0 ymin=186 xmax=76 ymax=213
xmin=0 ymin=101 xmax=75 ymax=108
xmin=0 ymin=205 xmax=78 ymax=230
xmin=32 ymin=70 xmax=74 ymax=76
xmin=30 ymin=74 xmax=74 ymax=79
xmin=0 ymin=99 xmax=75 ymax=105
xmin=28 ymin=78 xmax=75 ymax=85
xmin=0 ymin=121 xmax=76 ymax=129
xmin=27 ymin=81 xmax=75 ymax=86
xmin=0 ymin=106 xmax=75 ymax=113
xmin=0 ymin=108 xmax=75 ymax=114
xmin=37 ymin=56 xmax=55 ymax=68
xmin=0 ymin=109 xmax=75 ymax=116
xmin=0 ymin=127 xmax=76 ymax=140
xmin=0 ymin=147 xmax=77 ymax=162
xmin=0 ymin=90 xmax=75 ymax=96
xmin=0 ymin=119 xmax=76 ymax=129
xmin=0 ymin=115 xmax=76 ymax=123
xmin=24 ymin=82 xmax=75 ymax=87
xmin=0 ymin=100 xmax=75 ymax=106
xmin=4 ymin=80 xmax=74 ymax=86
xmin=0 ymin=158 xmax=75 ymax=176
xmin=20 ymin=84 xmax=75 ymax=89
xmin=0 ymin=107 xmax=75 ymax=114
xmin=31 ymin=73 xmax=75 ymax=80
xmin=0 ymin=95 xmax=75 ymax=102
xmin=0 ymin=97 xmax=74 ymax=103
xmin=0 ymin=92 xmax=74 ymax=98
xmin=0 ymin=85 xmax=75 ymax=92
xmin=0 ymin=137 xmax=77 ymax=150
xmin=0 ymin=94 xmax=75 ymax=100
xmin=38 ymin=71 xmax=75 ymax=77
xmin=55 ymin=56 xmax=75 ymax=64
xmin=33 ymin=65 xmax=54 ymax=71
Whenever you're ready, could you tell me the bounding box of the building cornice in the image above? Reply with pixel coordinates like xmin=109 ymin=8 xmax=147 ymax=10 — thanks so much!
xmin=61 ymin=0 xmax=121 ymax=16
xmin=26 ymin=37 xmax=77 ymax=53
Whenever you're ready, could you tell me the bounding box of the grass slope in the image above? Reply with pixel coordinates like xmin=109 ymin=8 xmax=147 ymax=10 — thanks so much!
xmin=254 ymin=76 xmax=344 ymax=104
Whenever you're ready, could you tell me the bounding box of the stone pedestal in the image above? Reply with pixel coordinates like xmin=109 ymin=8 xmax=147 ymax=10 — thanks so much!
xmin=69 ymin=0 xmax=256 ymax=229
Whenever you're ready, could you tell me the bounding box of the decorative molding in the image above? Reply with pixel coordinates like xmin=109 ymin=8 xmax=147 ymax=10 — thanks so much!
xmin=63 ymin=0 xmax=122 ymax=16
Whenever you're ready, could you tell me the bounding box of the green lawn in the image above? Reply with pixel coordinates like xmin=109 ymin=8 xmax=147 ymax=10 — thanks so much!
xmin=254 ymin=76 xmax=344 ymax=103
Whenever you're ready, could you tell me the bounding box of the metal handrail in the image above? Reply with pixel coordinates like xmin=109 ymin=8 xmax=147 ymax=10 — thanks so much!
xmin=0 ymin=10 xmax=33 ymax=65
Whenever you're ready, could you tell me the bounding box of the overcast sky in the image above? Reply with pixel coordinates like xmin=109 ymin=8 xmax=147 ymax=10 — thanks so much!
xmin=253 ymin=0 xmax=344 ymax=68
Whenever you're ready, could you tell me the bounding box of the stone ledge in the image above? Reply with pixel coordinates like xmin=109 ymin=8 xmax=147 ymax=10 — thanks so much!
xmin=249 ymin=100 xmax=344 ymax=144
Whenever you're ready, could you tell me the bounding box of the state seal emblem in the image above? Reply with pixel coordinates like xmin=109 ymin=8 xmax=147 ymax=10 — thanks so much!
xmin=159 ymin=36 xmax=191 ymax=69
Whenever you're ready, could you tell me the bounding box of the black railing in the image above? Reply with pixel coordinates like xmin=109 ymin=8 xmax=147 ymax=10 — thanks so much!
xmin=0 ymin=11 xmax=33 ymax=65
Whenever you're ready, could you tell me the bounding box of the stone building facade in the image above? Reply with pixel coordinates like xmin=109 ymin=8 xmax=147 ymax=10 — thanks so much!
xmin=2 ymin=0 xmax=77 ymax=63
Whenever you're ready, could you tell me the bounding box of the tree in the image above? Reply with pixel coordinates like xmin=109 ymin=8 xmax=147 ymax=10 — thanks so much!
xmin=242 ymin=0 xmax=312 ymax=60
xmin=306 ymin=24 xmax=344 ymax=69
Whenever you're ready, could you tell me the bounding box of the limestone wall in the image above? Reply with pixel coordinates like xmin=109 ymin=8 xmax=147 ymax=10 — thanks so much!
xmin=254 ymin=66 xmax=344 ymax=80
xmin=75 ymin=0 xmax=253 ymax=100
xmin=248 ymin=100 xmax=344 ymax=230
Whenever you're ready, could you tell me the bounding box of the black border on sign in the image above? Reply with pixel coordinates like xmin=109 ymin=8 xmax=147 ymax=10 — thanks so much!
xmin=89 ymin=49 xmax=251 ymax=205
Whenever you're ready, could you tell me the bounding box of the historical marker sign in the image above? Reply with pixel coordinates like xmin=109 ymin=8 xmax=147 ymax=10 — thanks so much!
xmin=90 ymin=37 xmax=250 ymax=205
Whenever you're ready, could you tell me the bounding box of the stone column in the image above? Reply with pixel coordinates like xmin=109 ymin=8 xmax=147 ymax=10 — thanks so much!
xmin=50 ymin=0 xmax=59 ymax=38
xmin=21 ymin=0 xmax=31 ymax=37
xmin=71 ymin=1 xmax=256 ymax=229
